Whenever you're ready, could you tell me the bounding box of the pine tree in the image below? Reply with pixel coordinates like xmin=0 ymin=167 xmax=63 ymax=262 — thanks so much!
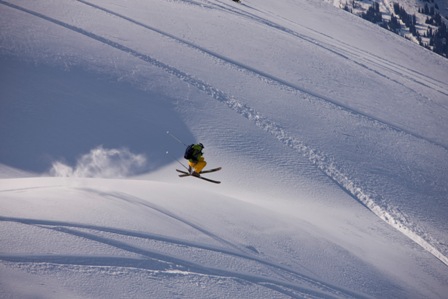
xmin=433 ymin=22 xmax=448 ymax=57
xmin=424 ymin=3 xmax=430 ymax=15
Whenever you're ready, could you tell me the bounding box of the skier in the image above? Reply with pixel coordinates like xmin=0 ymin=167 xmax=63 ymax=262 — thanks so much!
xmin=184 ymin=143 xmax=207 ymax=176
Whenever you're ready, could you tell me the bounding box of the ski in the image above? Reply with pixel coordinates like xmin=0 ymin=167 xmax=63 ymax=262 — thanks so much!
xmin=176 ymin=167 xmax=221 ymax=175
xmin=195 ymin=176 xmax=221 ymax=184
xmin=199 ymin=167 xmax=222 ymax=174
xmin=175 ymin=169 xmax=221 ymax=184
xmin=176 ymin=169 xmax=190 ymax=177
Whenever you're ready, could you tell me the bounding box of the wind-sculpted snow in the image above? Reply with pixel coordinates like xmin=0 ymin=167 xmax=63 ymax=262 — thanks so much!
xmin=75 ymin=0 xmax=448 ymax=150
xmin=6 ymin=0 xmax=444 ymax=266
xmin=1 ymin=0 xmax=448 ymax=298
xmin=0 ymin=182 xmax=369 ymax=299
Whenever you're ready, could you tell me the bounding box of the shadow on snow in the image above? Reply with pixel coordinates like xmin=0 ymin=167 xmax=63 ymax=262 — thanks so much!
xmin=0 ymin=58 xmax=193 ymax=174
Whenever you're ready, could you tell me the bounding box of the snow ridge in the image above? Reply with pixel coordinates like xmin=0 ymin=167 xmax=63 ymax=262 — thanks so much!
xmin=229 ymin=99 xmax=448 ymax=268
xmin=4 ymin=0 xmax=446 ymax=268
xmin=2 ymin=0 xmax=448 ymax=297
xmin=0 ymin=208 xmax=363 ymax=299
xmin=77 ymin=0 xmax=448 ymax=150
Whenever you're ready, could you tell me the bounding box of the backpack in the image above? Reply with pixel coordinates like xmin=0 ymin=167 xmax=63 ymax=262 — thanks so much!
xmin=184 ymin=143 xmax=204 ymax=160
xmin=184 ymin=144 xmax=195 ymax=160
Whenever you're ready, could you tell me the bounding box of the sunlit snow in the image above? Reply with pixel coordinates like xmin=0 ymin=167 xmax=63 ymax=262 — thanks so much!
xmin=1 ymin=0 xmax=447 ymax=298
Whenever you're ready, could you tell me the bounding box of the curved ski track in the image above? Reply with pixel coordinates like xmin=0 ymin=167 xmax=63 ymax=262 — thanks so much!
xmin=0 ymin=206 xmax=363 ymax=299
xmin=76 ymin=0 xmax=448 ymax=151
xmin=1 ymin=0 xmax=447 ymax=268
xmin=212 ymin=0 xmax=448 ymax=98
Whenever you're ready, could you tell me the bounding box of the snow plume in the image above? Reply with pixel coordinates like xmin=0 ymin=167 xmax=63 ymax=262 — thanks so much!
xmin=50 ymin=146 xmax=147 ymax=178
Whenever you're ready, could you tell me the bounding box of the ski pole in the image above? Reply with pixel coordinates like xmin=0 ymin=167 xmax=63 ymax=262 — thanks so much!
xmin=166 ymin=131 xmax=188 ymax=147
xmin=166 ymin=151 xmax=190 ymax=171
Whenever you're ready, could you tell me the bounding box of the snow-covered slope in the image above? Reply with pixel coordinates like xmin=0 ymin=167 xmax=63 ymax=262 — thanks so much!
xmin=1 ymin=0 xmax=447 ymax=298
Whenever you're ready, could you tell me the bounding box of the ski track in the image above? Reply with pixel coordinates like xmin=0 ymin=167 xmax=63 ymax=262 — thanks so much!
xmin=215 ymin=0 xmax=448 ymax=99
xmin=84 ymin=189 xmax=247 ymax=255
xmin=0 ymin=215 xmax=363 ymax=299
xmin=1 ymin=1 xmax=447 ymax=268
xmin=222 ymin=0 xmax=448 ymax=99
xmin=76 ymin=0 xmax=448 ymax=151
xmin=198 ymin=0 xmax=448 ymax=108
